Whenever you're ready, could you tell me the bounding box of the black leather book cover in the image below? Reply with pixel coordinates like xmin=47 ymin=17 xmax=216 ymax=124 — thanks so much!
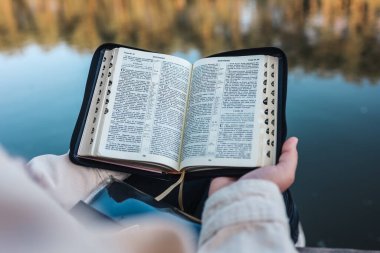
xmin=69 ymin=43 xmax=288 ymax=180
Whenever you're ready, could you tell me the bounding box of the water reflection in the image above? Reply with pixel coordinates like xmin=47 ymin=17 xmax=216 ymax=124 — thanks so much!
xmin=1 ymin=0 xmax=380 ymax=83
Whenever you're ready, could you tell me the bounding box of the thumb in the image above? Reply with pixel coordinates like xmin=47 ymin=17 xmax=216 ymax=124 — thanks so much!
xmin=209 ymin=177 xmax=236 ymax=196
xmin=275 ymin=137 xmax=298 ymax=190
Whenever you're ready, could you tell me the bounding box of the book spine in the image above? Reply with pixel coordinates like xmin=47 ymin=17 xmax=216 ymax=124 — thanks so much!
xmin=78 ymin=50 xmax=111 ymax=156
xmin=92 ymin=48 xmax=119 ymax=155
xmin=88 ymin=51 xmax=113 ymax=155
xmin=262 ymin=56 xmax=277 ymax=165
xmin=262 ymin=57 xmax=270 ymax=165
xmin=269 ymin=57 xmax=278 ymax=165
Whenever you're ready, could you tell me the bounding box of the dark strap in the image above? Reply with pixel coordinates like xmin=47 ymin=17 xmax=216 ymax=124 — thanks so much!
xmin=283 ymin=189 xmax=300 ymax=243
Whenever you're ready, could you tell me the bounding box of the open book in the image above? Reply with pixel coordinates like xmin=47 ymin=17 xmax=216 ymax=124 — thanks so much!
xmin=70 ymin=44 xmax=287 ymax=178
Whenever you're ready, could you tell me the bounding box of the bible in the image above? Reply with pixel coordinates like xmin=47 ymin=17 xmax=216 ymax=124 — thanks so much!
xmin=70 ymin=44 xmax=288 ymax=178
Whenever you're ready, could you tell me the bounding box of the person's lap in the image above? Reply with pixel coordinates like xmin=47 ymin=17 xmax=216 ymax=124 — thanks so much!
xmin=123 ymin=174 xmax=300 ymax=243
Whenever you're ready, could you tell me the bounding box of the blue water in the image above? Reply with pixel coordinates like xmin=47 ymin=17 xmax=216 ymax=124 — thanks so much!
xmin=0 ymin=44 xmax=90 ymax=158
xmin=0 ymin=44 xmax=380 ymax=249
xmin=90 ymin=187 xmax=201 ymax=235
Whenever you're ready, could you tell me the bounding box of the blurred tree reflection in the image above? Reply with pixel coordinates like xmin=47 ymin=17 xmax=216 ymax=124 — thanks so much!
xmin=0 ymin=0 xmax=380 ymax=83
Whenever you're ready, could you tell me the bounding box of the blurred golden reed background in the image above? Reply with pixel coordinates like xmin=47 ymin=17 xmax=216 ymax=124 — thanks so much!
xmin=1 ymin=0 xmax=380 ymax=83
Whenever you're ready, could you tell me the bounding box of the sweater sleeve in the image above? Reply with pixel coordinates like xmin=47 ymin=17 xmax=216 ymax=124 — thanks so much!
xmin=198 ymin=179 xmax=297 ymax=253
xmin=27 ymin=153 xmax=129 ymax=209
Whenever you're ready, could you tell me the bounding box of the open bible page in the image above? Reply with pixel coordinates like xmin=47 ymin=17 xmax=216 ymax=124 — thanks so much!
xmin=180 ymin=55 xmax=266 ymax=170
xmin=97 ymin=48 xmax=192 ymax=171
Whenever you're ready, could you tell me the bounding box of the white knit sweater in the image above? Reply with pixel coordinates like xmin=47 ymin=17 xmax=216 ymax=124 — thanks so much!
xmin=0 ymin=150 xmax=297 ymax=253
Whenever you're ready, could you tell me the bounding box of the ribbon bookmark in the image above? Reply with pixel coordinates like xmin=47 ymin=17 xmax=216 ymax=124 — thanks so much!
xmin=154 ymin=171 xmax=202 ymax=223
xmin=178 ymin=172 xmax=185 ymax=211
xmin=154 ymin=170 xmax=186 ymax=208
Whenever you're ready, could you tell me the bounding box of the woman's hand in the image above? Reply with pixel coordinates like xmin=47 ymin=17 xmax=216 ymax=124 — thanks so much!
xmin=209 ymin=137 xmax=299 ymax=196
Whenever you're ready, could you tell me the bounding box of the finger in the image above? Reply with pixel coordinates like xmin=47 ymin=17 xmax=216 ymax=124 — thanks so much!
xmin=281 ymin=137 xmax=298 ymax=153
xmin=276 ymin=137 xmax=298 ymax=182
xmin=278 ymin=137 xmax=298 ymax=164
xmin=209 ymin=177 xmax=236 ymax=196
